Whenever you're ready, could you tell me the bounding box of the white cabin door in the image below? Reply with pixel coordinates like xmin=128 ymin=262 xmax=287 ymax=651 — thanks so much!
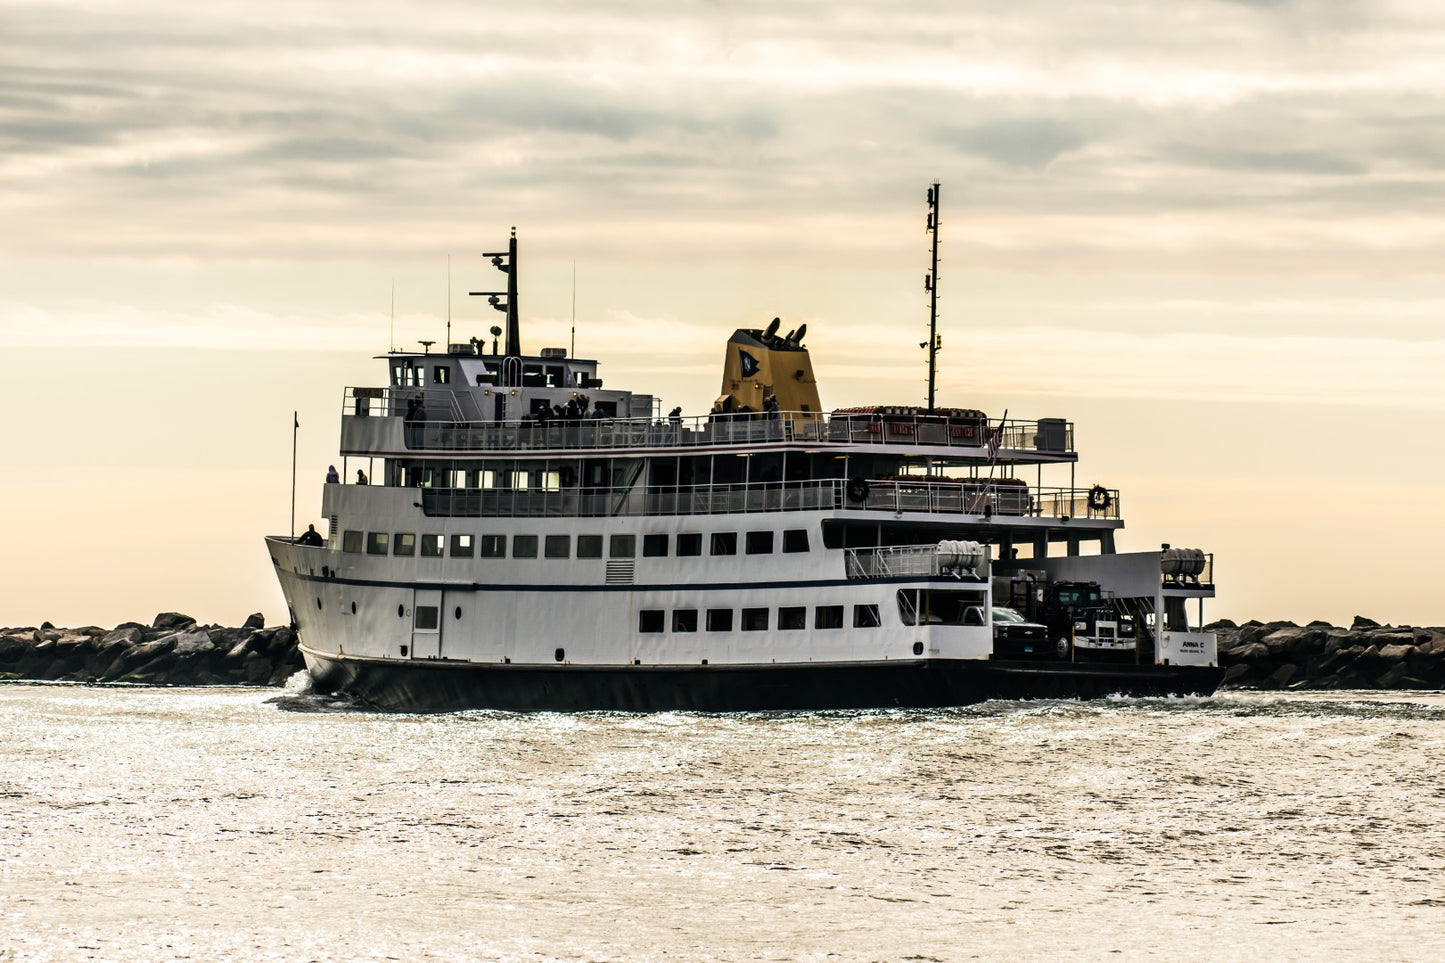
xmin=411 ymin=589 xmax=443 ymax=659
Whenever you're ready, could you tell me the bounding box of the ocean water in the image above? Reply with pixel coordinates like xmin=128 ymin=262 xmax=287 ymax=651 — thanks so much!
xmin=2 ymin=681 xmax=1443 ymax=962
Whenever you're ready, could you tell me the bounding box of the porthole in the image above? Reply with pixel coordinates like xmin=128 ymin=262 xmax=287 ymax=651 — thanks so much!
xmin=398 ymin=604 xmax=405 ymax=618
xmin=913 ymin=641 xmax=924 ymax=656
xmin=554 ymin=647 xmax=565 ymax=662
xmin=351 ymin=601 xmax=357 ymax=615
xmin=315 ymin=598 xmax=322 ymax=610
xmin=454 ymin=606 xmax=462 ymax=620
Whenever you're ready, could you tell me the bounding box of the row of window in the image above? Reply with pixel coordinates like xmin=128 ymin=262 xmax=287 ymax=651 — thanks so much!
xmin=639 ymin=604 xmax=882 ymax=633
xmin=340 ymin=529 xmax=812 ymax=559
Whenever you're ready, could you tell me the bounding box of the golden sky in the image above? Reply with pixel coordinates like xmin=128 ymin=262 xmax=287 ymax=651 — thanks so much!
xmin=3 ymin=0 xmax=1443 ymax=628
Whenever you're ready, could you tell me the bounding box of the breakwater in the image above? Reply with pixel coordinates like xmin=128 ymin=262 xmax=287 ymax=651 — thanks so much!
xmin=3 ymin=614 xmax=1443 ymax=691
xmin=1209 ymin=616 xmax=1445 ymax=690
xmin=0 ymin=613 xmax=302 ymax=686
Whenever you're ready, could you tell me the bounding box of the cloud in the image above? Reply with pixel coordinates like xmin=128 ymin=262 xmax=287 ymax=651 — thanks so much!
xmin=935 ymin=118 xmax=1087 ymax=168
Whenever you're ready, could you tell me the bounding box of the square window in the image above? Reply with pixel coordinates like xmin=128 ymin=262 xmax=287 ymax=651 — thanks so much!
xmin=480 ymin=535 xmax=506 ymax=558
xmin=342 ymin=531 xmax=363 ymax=554
xmin=513 ymin=535 xmax=538 ymax=558
xmin=639 ymin=610 xmax=665 ymax=633
xmin=366 ymin=532 xmax=388 ymax=555
xmin=610 ymin=534 xmax=636 ymax=558
xmin=643 ymin=533 xmax=669 ymax=557
xmin=450 ymin=534 xmax=475 ymax=558
xmin=853 ymin=604 xmax=881 ymax=628
xmin=672 ymin=609 xmax=698 ymax=633
xmin=420 ymin=534 xmax=443 ymax=557
xmin=745 ymin=531 xmax=774 ymax=555
xmin=779 ymin=606 xmax=806 ymax=630
xmin=783 ymin=529 xmax=810 ymax=553
xmin=742 ymin=607 xmax=769 ymax=631
xmin=710 ymin=532 xmax=737 ymax=556
xmin=545 ymin=535 xmax=571 ymax=559
xmin=815 ymin=605 xmax=844 ymax=629
xmin=677 ymin=533 xmax=702 ymax=557
xmin=432 ymin=366 xmax=451 ymax=385
xmin=415 ymin=606 xmax=439 ymax=630
xmin=393 ymin=533 xmax=416 ymax=556
xmin=706 ymin=609 xmax=733 ymax=632
xmin=577 ymin=535 xmax=603 ymax=559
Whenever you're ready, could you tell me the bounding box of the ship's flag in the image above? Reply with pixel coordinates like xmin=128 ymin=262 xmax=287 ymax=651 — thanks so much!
xmin=739 ymin=350 xmax=760 ymax=378
xmin=987 ymin=423 xmax=1002 ymax=459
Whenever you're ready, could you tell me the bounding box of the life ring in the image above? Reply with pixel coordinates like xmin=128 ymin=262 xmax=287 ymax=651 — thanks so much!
xmin=846 ymin=477 xmax=870 ymax=503
xmin=558 ymin=466 xmax=577 ymax=488
xmin=1088 ymin=485 xmax=1111 ymax=512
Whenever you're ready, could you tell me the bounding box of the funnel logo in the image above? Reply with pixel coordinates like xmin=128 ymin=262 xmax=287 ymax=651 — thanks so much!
xmin=739 ymin=350 xmax=760 ymax=378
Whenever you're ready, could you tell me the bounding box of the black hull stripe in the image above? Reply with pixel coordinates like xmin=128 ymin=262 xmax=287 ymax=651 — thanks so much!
xmin=284 ymin=572 xmax=979 ymax=593
xmin=302 ymin=649 xmax=1227 ymax=713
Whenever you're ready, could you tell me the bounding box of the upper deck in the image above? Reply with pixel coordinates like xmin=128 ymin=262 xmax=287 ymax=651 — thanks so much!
xmin=339 ymin=387 xmax=1077 ymax=463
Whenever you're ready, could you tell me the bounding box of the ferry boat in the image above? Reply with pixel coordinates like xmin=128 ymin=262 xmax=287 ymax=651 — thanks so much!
xmin=267 ymin=223 xmax=1224 ymax=711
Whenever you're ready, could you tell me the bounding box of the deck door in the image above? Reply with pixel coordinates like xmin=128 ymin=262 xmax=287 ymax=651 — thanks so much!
xmin=411 ymin=589 xmax=443 ymax=659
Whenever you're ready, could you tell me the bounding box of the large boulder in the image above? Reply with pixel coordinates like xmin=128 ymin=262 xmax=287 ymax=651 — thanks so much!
xmin=242 ymin=612 xmax=266 ymax=631
xmin=152 ymin=612 xmax=196 ymax=631
xmin=1352 ymin=615 xmax=1380 ymax=630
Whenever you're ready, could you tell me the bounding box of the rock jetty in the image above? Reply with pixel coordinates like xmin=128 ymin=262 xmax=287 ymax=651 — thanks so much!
xmin=0 ymin=613 xmax=303 ymax=687
xmin=1212 ymin=616 xmax=1445 ymax=691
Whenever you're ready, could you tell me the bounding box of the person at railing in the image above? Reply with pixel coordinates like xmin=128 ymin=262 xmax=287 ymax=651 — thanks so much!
xmin=295 ymin=524 xmax=323 ymax=547
xmin=764 ymin=394 xmax=780 ymax=420
xmin=325 ymin=465 xmax=339 ymax=484
xmin=404 ymin=392 xmax=427 ymax=446
xmin=668 ymin=406 xmax=683 ymax=429
xmin=356 ymin=468 xmax=368 ymax=485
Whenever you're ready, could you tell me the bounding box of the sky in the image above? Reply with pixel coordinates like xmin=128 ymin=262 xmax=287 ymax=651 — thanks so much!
xmin=3 ymin=0 xmax=1444 ymax=630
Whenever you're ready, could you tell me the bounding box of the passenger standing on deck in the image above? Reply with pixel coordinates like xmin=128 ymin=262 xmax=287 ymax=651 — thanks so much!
xmin=295 ymin=524 xmax=323 ymax=546
xmin=356 ymin=468 xmax=368 ymax=485
xmin=325 ymin=465 xmax=339 ymax=484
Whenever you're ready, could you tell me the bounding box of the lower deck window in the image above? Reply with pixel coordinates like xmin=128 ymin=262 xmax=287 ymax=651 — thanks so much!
xmin=513 ymin=535 xmax=538 ymax=558
xmin=545 ymin=535 xmax=570 ymax=558
xmin=815 ymin=605 xmax=844 ymax=629
xmin=672 ymin=609 xmax=698 ymax=632
xmin=415 ymin=606 xmax=439 ymax=630
xmin=643 ymin=534 xmax=668 ymax=557
xmin=420 ymin=534 xmax=443 ymax=557
xmin=706 ymin=609 xmax=733 ymax=632
xmin=367 ymin=532 xmax=388 ymax=555
xmin=393 ymin=533 xmax=416 ymax=556
xmin=778 ymin=606 xmax=806 ymax=630
xmin=853 ymin=604 xmax=881 ymax=628
xmin=342 ymin=531 xmax=362 ymax=553
xmin=639 ymin=610 xmax=664 ymax=633
xmin=450 ymin=534 xmax=474 ymax=558
xmin=677 ymin=533 xmax=702 ymax=556
xmin=577 ymin=535 xmax=603 ymax=558
xmin=742 ymin=607 xmax=769 ymax=631
xmin=481 ymin=535 xmax=506 ymax=558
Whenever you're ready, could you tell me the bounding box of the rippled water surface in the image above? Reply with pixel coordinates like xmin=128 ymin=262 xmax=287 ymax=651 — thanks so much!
xmin=3 ymin=681 xmax=1444 ymax=961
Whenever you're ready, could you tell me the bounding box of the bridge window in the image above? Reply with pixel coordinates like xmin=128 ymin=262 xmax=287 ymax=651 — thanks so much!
xmin=432 ymin=366 xmax=451 ymax=385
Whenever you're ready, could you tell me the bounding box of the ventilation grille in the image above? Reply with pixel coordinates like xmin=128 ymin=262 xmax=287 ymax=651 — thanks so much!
xmin=328 ymin=514 xmax=339 ymax=543
xmin=605 ymin=560 xmax=635 ymax=584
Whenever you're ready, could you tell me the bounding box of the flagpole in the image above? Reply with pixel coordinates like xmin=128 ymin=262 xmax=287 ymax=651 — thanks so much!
xmin=976 ymin=408 xmax=1008 ymax=512
xmin=291 ymin=411 xmax=298 ymax=539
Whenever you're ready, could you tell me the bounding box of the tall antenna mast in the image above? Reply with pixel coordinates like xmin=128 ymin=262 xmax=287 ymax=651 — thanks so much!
xmin=446 ymin=254 xmax=452 ymax=350
xmin=570 ymin=260 xmax=576 ymax=358
xmin=389 ymin=280 xmax=395 ymax=352
xmin=925 ymin=181 xmax=941 ymax=411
